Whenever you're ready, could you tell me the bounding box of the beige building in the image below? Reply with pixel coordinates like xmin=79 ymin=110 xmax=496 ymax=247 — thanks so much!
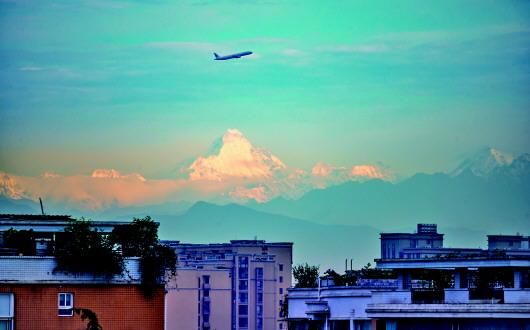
xmin=164 ymin=240 xmax=292 ymax=330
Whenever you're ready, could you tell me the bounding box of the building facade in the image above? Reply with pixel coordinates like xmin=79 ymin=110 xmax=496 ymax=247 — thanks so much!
xmin=288 ymin=224 xmax=530 ymax=330
xmin=0 ymin=214 xmax=165 ymax=330
xmin=164 ymin=240 xmax=293 ymax=330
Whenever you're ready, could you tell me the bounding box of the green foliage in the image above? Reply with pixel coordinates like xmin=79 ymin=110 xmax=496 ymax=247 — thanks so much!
xmin=359 ymin=262 xmax=396 ymax=279
xmin=110 ymin=217 xmax=159 ymax=257
xmin=74 ymin=308 xmax=103 ymax=330
xmin=54 ymin=218 xmax=124 ymax=279
xmin=110 ymin=216 xmax=177 ymax=297
xmin=343 ymin=270 xmax=358 ymax=286
xmin=293 ymin=263 xmax=319 ymax=288
xmin=3 ymin=228 xmax=36 ymax=255
xmin=323 ymin=269 xmax=346 ymax=286
xmin=53 ymin=216 xmax=176 ymax=297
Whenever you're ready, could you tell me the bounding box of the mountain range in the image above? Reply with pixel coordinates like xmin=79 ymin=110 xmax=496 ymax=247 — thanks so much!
xmin=0 ymin=131 xmax=528 ymax=269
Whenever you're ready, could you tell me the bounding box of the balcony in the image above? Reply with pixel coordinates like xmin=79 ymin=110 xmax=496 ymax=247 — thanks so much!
xmin=304 ymin=301 xmax=329 ymax=320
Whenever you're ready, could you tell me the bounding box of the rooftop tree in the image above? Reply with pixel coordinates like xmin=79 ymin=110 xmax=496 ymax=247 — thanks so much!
xmin=293 ymin=263 xmax=319 ymax=288
xmin=110 ymin=216 xmax=177 ymax=297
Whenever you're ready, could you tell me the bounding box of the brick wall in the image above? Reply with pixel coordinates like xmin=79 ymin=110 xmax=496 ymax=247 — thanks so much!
xmin=0 ymin=284 xmax=164 ymax=330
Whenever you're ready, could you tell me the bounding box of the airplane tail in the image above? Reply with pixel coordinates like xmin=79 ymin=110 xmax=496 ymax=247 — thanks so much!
xmin=214 ymin=52 xmax=220 ymax=59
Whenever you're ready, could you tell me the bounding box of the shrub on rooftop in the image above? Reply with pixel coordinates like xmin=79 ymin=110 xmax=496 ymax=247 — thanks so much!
xmin=54 ymin=218 xmax=124 ymax=279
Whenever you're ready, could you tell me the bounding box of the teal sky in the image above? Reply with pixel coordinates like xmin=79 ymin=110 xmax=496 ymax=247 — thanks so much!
xmin=1 ymin=0 xmax=529 ymax=178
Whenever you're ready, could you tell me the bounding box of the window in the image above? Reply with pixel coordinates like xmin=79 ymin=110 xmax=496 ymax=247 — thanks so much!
xmin=238 ymin=305 xmax=248 ymax=315
xmin=58 ymin=293 xmax=73 ymax=316
xmin=202 ymin=301 xmax=210 ymax=314
xmin=238 ymin=292 xmax=248 ymax=303
xmin=238 ymin=317 xmax=248 ymax=328
xmin=238 ymin=257 xmax=249 ymax=268
xmin=0 ymin=293 xmax=14 ymax=330
xmin=279 ymin=264 xmax=284 ymax=271
xmin=239 ymin=280 xmax=248 ymax=291
xmin=279 ymin=323 xmax=283 ymax=329
xmin=239 ymin=268 xmax=249 ymax=278
xmin=202 ymin=275 xmax=210 ymax=284
xmin=279 ymin=276 xmax=283 ymax=283
xmin=279 ymin=288 xmax=283 ymax=294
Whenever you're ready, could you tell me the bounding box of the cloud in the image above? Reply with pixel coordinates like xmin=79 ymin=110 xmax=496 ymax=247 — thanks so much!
xmin=91 ymin=168 xmax=146 ymax=181
xmin=19 ymin=66 xmax=45 ymax=72
xmin=321 ymin=44 xmax=390 ymax=54
xmin=280 ymin=48 xmax=306 ymax=57
xmin=144 ymin=41 xmax=220 ymax=53
xmin=0 ymin=170 xmax=180 ymax=210
xmin=0 ymin=129 xmax=394 ymax=208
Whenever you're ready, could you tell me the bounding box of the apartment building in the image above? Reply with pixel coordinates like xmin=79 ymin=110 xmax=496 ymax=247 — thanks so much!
xmin=164 ymin=240 xmax=293 ymax=330
xmin=0 ymin=214 xmax=165 ymax=330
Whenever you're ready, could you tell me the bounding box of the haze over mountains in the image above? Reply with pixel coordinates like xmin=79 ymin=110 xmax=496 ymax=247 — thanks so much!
xmin=1 ymin=130 xmax=529 ymax=269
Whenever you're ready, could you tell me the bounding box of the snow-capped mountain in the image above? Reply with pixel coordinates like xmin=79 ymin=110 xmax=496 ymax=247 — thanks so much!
xmin=451 ymin=147 xmax=529 ymax=180
xmin=182 ymin=129 xmax=287 ymax=181
xmin=177 ymin=129 xmax=390 ymax=201
xmin=451 ymin=147 xmax=515 ymax=177
xmin=0 ymin=128 xmax=392 ymax=210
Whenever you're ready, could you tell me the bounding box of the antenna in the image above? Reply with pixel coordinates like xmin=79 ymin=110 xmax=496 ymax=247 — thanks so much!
xmin=39 ymin=197 xmax=45 ymax=216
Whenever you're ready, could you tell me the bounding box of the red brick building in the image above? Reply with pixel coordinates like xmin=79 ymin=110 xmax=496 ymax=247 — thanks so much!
xmin=0 ymin=284 xmax=164 ymax=330
xmin=0 ymin=215 xmax=166 ymax=330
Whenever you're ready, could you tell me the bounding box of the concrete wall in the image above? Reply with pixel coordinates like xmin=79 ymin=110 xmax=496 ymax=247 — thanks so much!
xmin=165 ymin=268 xmax=232 ymax=330
xmin=504 ymin=289 xmax=530 ymax=303
xmin=444 ymin=289 xmax=469 ymax=303
xmin=370 ymin=290 xmax=411 ymax=304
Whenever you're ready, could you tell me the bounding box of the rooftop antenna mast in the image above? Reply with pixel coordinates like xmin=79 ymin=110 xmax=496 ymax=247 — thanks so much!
xmin=39 ymin=197 xmax=45 ymax=216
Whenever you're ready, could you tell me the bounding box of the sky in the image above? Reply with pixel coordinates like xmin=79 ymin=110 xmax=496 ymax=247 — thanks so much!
xmin=1 ymin=0 xmax=529 ymax=180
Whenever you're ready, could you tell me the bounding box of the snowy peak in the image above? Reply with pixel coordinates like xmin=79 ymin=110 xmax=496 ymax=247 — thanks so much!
xmin=185 ymin=129 xmax=287 ymax=181
xmin=452 ymin=147 xmax=515 ymax=177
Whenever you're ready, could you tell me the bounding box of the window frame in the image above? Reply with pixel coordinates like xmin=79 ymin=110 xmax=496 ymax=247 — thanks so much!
xmin=57 ymin=293 xmax=74 ymax=317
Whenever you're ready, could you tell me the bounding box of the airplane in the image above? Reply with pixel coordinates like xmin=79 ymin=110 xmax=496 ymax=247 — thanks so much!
xmin=213 ymin=51 xmax=253 ymax=60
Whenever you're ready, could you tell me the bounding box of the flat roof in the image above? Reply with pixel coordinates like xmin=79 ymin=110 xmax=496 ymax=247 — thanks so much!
xmin=380 ymin=233 xmax=444 ymax=239
xmin=0 ymin=214 xmax=136 ymax=232
xmin=375 ymin=257 xmax=530 ymax=269
xmin=163 ymin=240 xmax=293 ymax=248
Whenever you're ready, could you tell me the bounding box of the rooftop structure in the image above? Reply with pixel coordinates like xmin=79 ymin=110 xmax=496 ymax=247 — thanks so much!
xmin=288 ymin=224 xmax=530 ymax=330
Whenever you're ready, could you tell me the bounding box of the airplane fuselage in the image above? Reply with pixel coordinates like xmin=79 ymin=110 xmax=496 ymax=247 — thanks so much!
xmin=214 ymin=51 xmax=252 ymax=60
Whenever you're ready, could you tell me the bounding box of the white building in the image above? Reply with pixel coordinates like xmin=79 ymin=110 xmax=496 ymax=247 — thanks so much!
xmin=287 ymin=224 xmax=530 ymax=330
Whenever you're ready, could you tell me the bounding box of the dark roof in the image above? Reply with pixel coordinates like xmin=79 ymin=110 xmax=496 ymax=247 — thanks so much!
xmin=0 ymin=214 xmax=73 ymax=221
